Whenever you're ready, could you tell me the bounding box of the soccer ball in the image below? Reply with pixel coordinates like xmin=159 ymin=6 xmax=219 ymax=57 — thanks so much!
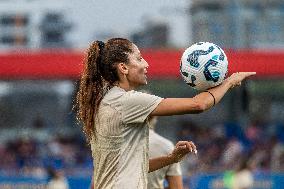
xmin=180 ymin=42 xmax=228 ymax=91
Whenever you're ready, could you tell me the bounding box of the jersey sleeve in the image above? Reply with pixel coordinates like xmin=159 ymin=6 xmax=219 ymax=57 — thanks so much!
xmin=121 ymin=90 xmax=163 ymax=124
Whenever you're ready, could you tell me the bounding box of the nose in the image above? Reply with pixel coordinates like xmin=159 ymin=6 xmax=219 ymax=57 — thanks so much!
xmin=143 ymin=58 xmax=149 ymax=68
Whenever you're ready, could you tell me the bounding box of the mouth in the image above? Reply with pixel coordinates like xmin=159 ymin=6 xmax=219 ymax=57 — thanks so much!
xmin=144 ymin=72 xmax=147 ymax=79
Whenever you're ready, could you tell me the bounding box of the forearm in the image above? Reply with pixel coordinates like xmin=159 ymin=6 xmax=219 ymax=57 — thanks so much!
xmin=151 ymin=80 xmax=232 ymax=116
xmin=193 ymin=80 xmax=231 ymax=110
xmin=149 ymin=155 xmax=176 ymax=173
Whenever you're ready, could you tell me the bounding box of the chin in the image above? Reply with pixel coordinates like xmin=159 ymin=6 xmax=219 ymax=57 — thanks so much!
xmin=143 ymin=79 xmax=148 ymax=85
xmin=144 ymin=77 xmax=148 ymax=84
xmin=139 ymin=82 xmax=147 ymax=87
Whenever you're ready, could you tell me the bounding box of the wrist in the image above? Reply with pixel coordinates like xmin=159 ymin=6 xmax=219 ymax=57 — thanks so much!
xmin=168 ymin=153 xmax=180 ymax=164
xmin=223 ymin=79 xmax=233 ymax=89
xmin=205 ymin=90 xmax=215 ymax=106
xmin=168 ymin=153 xmax=183 ymax=164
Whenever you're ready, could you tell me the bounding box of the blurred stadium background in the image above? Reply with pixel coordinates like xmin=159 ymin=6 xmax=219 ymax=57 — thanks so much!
xmin=0 ymin=0 xmax=284 ymax=188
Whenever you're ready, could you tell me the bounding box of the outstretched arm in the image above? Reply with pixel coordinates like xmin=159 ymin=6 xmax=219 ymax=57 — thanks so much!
xmin=149 ymin=141 xmax=196 ymax=173
xmin=151 ymin=72 xmax=256 ymax=116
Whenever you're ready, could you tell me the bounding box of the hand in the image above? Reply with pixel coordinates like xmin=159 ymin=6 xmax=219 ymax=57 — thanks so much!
xmin=169 ymin=141 xmax=197 ymax=163
xmin=225 ymin=72 xmax=256 ymax=89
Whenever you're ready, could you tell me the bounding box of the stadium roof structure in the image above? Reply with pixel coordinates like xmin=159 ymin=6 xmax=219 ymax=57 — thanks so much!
xmin=0 ymin=49 xmax=284 ymax=80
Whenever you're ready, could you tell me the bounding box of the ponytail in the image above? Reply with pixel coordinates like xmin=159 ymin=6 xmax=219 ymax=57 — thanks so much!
xmin=76 ymin=41 xmax=106 ymax=143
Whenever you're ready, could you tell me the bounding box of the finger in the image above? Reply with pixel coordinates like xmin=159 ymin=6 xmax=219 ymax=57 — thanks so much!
xmin=231 ymin=72 xmax=256 ymax=78
xmin=187 ymin=144 xmax=193 ymax=153
xmin=177 ymin=141 xmax=195 ymax=153
xmin=176 ymin=141 xmax=189 ymax=148
xmin=245 ymin=72 xmax=256 ymax=75
xmin=178 ymin=142 xmax=192 ymax=152
xmin=240 ymin=72 xmax=256 ymax=77
xmin=189 ymin=141 xmax=197 ymax=154
xmin=183 ymin=141 xmax=193 ymax=152
xmin=237 ymin=72 xmax=256 ymax=75
xmin=186 ymin=141 xmax=194 ymax=152
xmin=189 ymin=141 xmax=197 ymax=152
xmin=177 ymin=145 xmax=187 ymax=150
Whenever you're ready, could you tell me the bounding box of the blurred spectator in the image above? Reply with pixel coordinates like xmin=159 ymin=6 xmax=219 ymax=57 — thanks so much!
xmin=271 ymin=138 xmax=284 ymax=171
xmin=231 ymin=158 xmax=254 ymax=189
xmin=46 ymin=167 xmax=69 ymax=189
xmin=221 ymin=137 xmax=243 ymax=168
xmin=0 ymin=119 xmax=283 ymax=177
xmin=175 ymin=119 xmax=284 ymax=175
xmin=148 ymin=116 xmax=183 ymax=189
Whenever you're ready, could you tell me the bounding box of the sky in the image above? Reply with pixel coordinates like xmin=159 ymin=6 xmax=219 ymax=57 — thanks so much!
xmin=68 ymin=0 xmax=192 ymax=48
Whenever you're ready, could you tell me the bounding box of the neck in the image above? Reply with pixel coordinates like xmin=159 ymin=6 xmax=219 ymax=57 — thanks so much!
xmin=115 ymin=81 xmax=134 ymax=91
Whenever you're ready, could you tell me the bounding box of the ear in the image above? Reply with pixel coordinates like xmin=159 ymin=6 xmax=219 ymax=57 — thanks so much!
xmin=117 ymin=63 xmax=129 ymax=75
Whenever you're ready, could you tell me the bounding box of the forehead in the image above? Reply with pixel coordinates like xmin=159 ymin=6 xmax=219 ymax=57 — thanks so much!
xmin=131 ymin=44 xmax=140 ymax=55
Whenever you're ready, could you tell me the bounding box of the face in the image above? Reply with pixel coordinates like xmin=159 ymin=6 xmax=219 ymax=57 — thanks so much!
xmin=125 ymin=44 xmax=149 ymax=88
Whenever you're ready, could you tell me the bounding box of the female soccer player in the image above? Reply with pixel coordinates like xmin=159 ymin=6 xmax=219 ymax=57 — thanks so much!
xmin=75 ymin=38 xmax=255 ymax=189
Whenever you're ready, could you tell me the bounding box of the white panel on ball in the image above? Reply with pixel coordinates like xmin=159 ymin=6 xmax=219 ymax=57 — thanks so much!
xmin=180 ymin=42 xmax=228 ymax=91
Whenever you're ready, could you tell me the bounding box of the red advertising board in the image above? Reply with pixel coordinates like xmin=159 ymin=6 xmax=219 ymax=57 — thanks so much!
xmin=0 ymin=49 xmax=283 ymax=79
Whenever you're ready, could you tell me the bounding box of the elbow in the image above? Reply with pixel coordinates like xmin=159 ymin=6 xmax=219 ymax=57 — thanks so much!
xmin=197 ymin=103 xmax=207 ymax=113
xmin=192 ymin=100 xmax=207 ymax=113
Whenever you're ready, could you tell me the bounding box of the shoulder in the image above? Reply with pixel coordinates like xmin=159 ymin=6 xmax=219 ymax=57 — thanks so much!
xmin=123 ymin=90 xmax=162 ymax=102
xmin=120 ymin=90 xmax=163 ymax=110
xmin=104 ymin=87 xmax=162 ymax=103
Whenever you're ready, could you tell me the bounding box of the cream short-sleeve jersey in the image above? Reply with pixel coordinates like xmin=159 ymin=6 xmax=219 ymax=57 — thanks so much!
xmin=91 ymin=86 xmax=163 ymax=189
